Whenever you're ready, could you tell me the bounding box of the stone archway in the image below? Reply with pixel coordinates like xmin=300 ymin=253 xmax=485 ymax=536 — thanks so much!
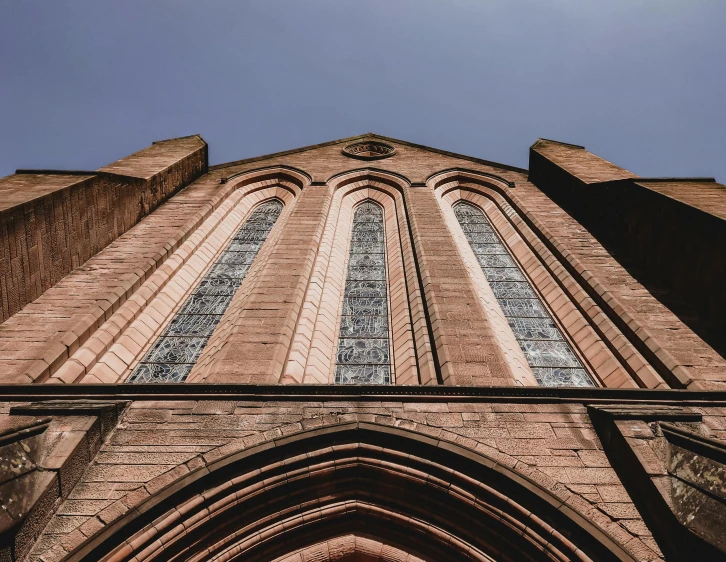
xmin=271 ymin=534 xmax=430 ymax=562
xmin=63 ymin=421 xmax=635 ymax=562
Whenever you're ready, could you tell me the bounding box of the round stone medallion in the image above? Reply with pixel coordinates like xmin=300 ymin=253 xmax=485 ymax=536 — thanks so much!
xmin=342 ymin=140 xmax=396 ymax=160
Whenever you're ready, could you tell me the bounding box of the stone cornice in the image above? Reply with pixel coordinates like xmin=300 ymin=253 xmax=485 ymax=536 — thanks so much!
xmin=1 ymin=384 xmax=725 ymax=405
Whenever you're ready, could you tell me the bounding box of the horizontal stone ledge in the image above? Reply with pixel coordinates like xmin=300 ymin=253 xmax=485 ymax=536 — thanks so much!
xmin=0 ymin=384 xmax=724 ymax=405
xmin=0 ymin=416 xmax=52 ymax=446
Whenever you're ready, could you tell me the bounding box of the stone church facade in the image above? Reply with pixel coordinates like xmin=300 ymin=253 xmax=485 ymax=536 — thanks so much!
xmin=0 ymin=134 xmax=724 ymax=561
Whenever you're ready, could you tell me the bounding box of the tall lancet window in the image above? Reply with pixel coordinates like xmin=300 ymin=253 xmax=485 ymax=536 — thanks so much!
xmin=335 ymin=201 xmax=392 ymax=384
xmin=128 ymin=199 xmax=283 ymax=383
xmin=453 ymin=202 xmax=595 ymax=387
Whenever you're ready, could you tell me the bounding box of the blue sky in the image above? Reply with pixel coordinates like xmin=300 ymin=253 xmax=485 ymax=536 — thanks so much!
xmin=1 ymin=1 xmax=724 ymax=180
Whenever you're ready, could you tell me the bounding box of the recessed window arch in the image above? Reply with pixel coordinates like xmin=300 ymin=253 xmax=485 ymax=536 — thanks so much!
xmin=453 ymin=201 xmax=594 ymax=387
xmin=284 ymin=176 xmax=429 ymax=387
xmin=334 ymin=200 xmax=392 ymax=384
xmin=127 ymin=198 xmax=284 ymax=383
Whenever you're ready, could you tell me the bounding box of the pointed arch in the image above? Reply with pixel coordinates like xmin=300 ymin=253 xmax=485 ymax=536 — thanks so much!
xmin=334 ymin=199 xmax=392 ymax=384
xmin=283 ymin=170 xmax=436 ymax=386
xmin=426 ymin=168 xmax=515 ymax=191
xmin=58 ymin=168 xmax=304 ymax=384
xmin=326 ymin=167 xmax=412 ymax=190
xmin=427 ymin=169 xmax=663 ymax=389
xmin=224 ymin=164 xmax=312 ymax=192
xmin=62 ymin=421 xmax=636 ymax=562
xmin=127 ymin=198 xmax=285 ymax=383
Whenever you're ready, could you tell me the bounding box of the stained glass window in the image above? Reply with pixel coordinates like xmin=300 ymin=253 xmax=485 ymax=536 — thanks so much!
xmin=127 ymin=199 xmax=283 ymax=383
xmin=453 ymin=202 xmax=595 ymax=387
xmin=335 ymin=201 xmax=392 ymax=384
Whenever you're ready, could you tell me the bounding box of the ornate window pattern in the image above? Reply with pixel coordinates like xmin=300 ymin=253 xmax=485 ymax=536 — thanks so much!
xmin=453 ymin=202 xmax=595 ymax=387
xmin=128 ymin=199 xmax=283 ymax=383
xmin=335 ymin=201 xmax=392 ymax=384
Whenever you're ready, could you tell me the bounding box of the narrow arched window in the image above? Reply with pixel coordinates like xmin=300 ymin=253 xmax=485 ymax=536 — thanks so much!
xmin=128 ymin=199 xmax=284 ymax=383
xmin=335 ymin=201 xmax=391 ymax=384
xmin=453 ymin=202 xmax=594 ymax=387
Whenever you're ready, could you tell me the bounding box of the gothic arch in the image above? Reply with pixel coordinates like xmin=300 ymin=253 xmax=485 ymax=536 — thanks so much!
xmin=57 ymin=168 xmax=305 ymax=384
xmin=271 ymin=535 xmax=432 ymax=561
xmin=62 ymin=421 xmax=636 ymax=562
xmin=325 ymin=167 xmax=412 ymax=190
xmin=223 ymin=164 xmax=311 ymax=192
xmin=284 ymin=170 xmax=436 ymax=385
xmin=428 ymin=170 xmax=664 ymax=389
xmin=426 ymin=168 xmax=515 ymax=191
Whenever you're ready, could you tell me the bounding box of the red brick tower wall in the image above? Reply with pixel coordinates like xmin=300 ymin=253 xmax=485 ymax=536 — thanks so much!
xmin=0 ymin=136 xmax=207 ymax=323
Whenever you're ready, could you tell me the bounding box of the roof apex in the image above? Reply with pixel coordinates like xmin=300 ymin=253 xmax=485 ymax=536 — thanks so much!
xmin=531 ymin=138 xmax=586 ymax=150
xmin=210 ymin=133 xmax=528 ymax=174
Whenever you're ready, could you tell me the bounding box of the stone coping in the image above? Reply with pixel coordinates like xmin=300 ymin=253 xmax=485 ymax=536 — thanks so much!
xmin=0 ymin=384 xmax=725 ymax=404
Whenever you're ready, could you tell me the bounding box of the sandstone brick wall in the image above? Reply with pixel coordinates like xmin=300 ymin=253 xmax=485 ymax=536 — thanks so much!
xmin=0 ymin=136 xmax=207 ymax=324
xmin=0 ymin=134 xmax=724 ymax=561
xmin=272 ymin=536 xmax=427 ymax=562
xmin=510 ymin=187 xmax=726 ymax=390
xmin=404 ymin=185 xmax=515 ymax=386
xmin=18 ymin=398 xmax=679 ymax=562
xmin=198 ymin=185 xmax=333 ymax=384
xmin=207 ymin=135 xmax=726 ymax=389
xmin=0 ymin=146 xmax=238 ymax=384
xmin=0 ymin=134 xmax=722 ymax=390
xmin=529 ymin=139 xmax=637 ymax=184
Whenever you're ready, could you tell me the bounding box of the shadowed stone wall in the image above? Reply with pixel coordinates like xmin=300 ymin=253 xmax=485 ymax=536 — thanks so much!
xmin=529 ymin=138 xmax=726 ymax=346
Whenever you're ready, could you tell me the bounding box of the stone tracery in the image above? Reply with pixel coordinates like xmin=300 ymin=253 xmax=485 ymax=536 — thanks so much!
xmin=342 ymin=140 xmax=396 ymax=160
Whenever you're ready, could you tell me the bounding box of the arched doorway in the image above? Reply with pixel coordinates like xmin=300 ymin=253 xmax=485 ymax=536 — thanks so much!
xmin=64 ymin=422 xmax=635 ymax=562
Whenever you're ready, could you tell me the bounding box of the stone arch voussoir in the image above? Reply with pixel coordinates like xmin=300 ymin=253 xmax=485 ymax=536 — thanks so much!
xmin=224 ymin=164 xmax=311 ymax=194
xmin=62 ymin=418 xmax=636 ymax=562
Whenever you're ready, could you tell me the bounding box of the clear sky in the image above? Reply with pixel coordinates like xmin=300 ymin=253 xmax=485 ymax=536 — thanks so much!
xmin=1 ymin=1 xmax=724 ymax=180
